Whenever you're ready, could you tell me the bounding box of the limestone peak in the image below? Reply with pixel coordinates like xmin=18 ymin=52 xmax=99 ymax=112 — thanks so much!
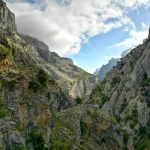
xmin=0 ymin=1 xmax=17 ymax=32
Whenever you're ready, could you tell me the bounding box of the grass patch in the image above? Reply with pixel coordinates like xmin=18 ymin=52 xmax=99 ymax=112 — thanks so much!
xmin=50 ymin=140 xmax=74 ymax=150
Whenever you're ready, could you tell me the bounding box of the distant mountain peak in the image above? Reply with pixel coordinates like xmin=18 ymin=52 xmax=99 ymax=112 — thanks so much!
xmin=94 ymin=48 xmax=132 ymax=81
xmin=93 ymin=68 xmax=100 ymax=76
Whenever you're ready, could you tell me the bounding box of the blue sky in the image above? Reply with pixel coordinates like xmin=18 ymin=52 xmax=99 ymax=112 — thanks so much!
xmin=6 ymin=0 xmax=150 ymax=73
xmin=69 ymin=7 xmax=150 ymax=73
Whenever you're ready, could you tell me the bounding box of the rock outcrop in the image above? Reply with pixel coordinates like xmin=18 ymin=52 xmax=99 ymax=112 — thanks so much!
xmin=0 ymin=0 xmax=16 ymax=32
xmin=0 ymin=1 xmax=70 ymax=149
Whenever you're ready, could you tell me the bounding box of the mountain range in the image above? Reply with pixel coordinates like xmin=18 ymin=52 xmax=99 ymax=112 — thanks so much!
xmin=0 ymin=1 xmax=150 ymax=150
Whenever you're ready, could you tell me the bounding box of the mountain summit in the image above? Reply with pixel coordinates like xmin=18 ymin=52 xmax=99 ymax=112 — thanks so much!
xmin=0 ymin=0 xmax=16 ymax=32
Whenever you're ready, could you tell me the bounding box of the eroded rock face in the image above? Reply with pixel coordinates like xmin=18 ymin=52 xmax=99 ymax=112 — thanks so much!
xmin=52 ymin=105 xmax=122 ymax=150
xmin=19 ymin=34 xmax=98 ymax=99
xmin=0 ymin=0 xmax=16 ymax=32
xmin=0 ymin=57 xmax=70 ymax=149
xmin=89 ymin=28 xmax=150 ymax=149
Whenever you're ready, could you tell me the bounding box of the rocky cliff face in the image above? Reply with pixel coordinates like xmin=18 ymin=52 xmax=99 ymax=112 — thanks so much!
xmin=89 ymin=29 xmax=150 ymax=149
xmin=0 ymin=0 xmax=16 ymax=32
xmin=51 ymin=30 xmax=150 ymax=150
xmin=0 ymin=63 xmax=70 ymax=149
xmin=0 ymin=1 xmax=71 ymax=149
xmin=19 ymin=34 xmax=98 ymax=99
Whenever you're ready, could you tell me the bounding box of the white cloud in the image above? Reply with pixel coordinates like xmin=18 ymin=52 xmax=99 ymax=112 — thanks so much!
xmin=124 ymin=27 xmax=130 ymax=32
xmin=115 ymin=24 xmax=149 ymax=48
xmin=5 ymin=0 xmax=150 ymax=56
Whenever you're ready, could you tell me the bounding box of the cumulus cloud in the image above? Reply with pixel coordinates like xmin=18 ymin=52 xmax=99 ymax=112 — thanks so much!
xmin=115 ymin=23 xmax=149 ymax=48
xmin=5 ymin=0 xmax=150 ymax=55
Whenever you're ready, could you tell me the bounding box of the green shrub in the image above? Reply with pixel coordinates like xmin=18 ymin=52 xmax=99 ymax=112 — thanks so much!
xmin=139 ymin=126 xmax=147 ymax=135
xmin=29 ymin=130 xmax=46 ymax=150
xmin=76 ymin=144 xmax=88 ymax=150
xmin=0 ymin=108 xmax=7 ymax=118
xmin=75 ymin=97 xmax=82 ymax=105
xmin=37 ymin=69 xmax=48 ymax=86
xmin=135 ymin=139 xmax=150 ymax=150
xmin=130 ymin=121 xmax=137 ymax=129
xmin=0 ymin=44 xmax=12 ymax=59
xmin=91 ymin=110 xmax=99 ymax=119
xmin=111 ymin=77 xmax=120 ymax=86
xmin=89 ymin=79 xmax=106 ymax=104
xmin=125 ymin=114 xmax=133 ymax=123
xmin=143 ymin=72 xmax=148 ymax=81
xmin=50 ymin=137 xmax=88 ymax=150
xmin=29 ymin=78 xmax=41 ymax=92
xmin=123 ymin=131 xmax=131 ymax=144
xmin=29 ymin=69 xmax=49 ymax=92
xmin=0 ymin=94 xmax=8 ymax=118
xmin=15 ymin=144 xmax=25 ymax=150
xmin=80 ymin=121 xmax=88 ymax=136
xmin=47 ymin=92 xmax=51 ymax=99
xmin=0 ymin=94 xmax=5 ymax=106
xmin=101 ymin=93 xmax=109 ymax=106
xmin=8 ymin=80 xmax=17 ymax=91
